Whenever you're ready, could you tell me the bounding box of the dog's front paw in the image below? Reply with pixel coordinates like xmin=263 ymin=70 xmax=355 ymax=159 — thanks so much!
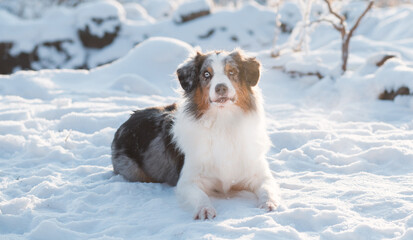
xmin=258 ymin=199 xmax=278 ymax=212
xmin=194 ymin=206 xmax=216 ymax=220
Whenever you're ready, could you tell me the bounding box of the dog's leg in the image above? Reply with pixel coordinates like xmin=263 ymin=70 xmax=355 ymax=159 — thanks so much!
xmin=252 ymin=176 xmax=278 ymax=211
xmin=176 ymin=178 xmax=216 ymax=220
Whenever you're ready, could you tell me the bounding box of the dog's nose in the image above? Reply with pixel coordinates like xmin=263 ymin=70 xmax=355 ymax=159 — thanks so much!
xmin=215 ymin=84 xmax=228 ymax=96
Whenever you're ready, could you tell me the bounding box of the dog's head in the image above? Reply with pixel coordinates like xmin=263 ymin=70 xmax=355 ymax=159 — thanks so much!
xmin=177 ymin=49 xmax=261 ymax=118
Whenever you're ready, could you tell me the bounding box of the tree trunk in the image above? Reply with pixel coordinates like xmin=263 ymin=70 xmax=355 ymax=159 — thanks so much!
xmin=323 ymin=0 xmax=373 ymax=75
xmin=341 ymin=35 xmax=350 ymax=73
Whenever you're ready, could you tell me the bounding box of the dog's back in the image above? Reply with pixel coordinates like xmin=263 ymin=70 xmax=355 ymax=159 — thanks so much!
xmin=111 ymin=103 xmax=184 ymax=185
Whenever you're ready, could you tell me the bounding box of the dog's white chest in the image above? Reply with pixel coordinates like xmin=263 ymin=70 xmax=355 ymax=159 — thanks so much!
xmin=178 ymin=111 xmax=267 ymax=192
xmin=206 ymin=129 xmax=252 ymax=191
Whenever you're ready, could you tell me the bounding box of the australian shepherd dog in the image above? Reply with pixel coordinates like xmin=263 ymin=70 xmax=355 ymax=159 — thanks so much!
xmin=111 ymin=49 xmax=278 ymax=220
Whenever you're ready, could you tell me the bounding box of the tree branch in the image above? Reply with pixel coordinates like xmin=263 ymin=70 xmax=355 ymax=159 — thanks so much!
xmin=310 ymin=18 xmax=343 ymax=32
xmin=347 ymin=1 xmax=374 ymax=39
xmin=323 ymin=0 xmax=345 ymax=25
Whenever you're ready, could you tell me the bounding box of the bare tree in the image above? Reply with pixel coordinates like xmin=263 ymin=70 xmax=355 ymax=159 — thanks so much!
xmin=270 ymin=0 xmax=284 ymax=57
xmin=292 ymin=0 xmax=314 ymax=54
xmin=323 ymin=0 xmax=374 ymax=74
xmin=271 ymin=0 xmax=313 ymax=57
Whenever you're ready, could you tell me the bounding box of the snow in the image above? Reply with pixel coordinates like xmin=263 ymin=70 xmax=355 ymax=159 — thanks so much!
xmin=123 ymin=2 xmax=155 ymax=23
xmin=173 ymin=0 xmax=212 ymax=23
xmin=141 ymin=0 xmax=178 ymax=19
xmin=1 ymin=1 xmax=413 ymax=239
xmin=279 ymin=2 xmax=302 ymax=31
xmin=0 ymin=37 xmax=194 ymax=98
xmin=111 ymin=74 xmax=161 ymax=95
xmin=76 ymin=1 xmax=125 ymax=38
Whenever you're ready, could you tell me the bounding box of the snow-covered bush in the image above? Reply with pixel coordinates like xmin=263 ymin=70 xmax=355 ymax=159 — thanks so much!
xmin=358 ymin=52 xmax=401 ymax=76
xmin=0 ymin=0 xmax=84 ymax=19
xmin=0 ymin=42 xmax=33 ymax=73
xmin=278 ymin=2 xmax=302 ymax=33
xmin=271 ymin=1 xmax=312 ymax=57
xmin=0 ymin=1 xmax=276 ymax=74
xmin=372 ymin=57 xmax=413 ymax=100
xmin=76 ymin=1 xmax=125 ymax=49
xmin=123 ymin=2 xmax=155 ymax=22
xmin=173 ymin=0 xmax=212 ymax=24
xmin=141 ymin=0 xmax=177 ymax=19
xmin=31 ymin=40 xmax=85 ymax=70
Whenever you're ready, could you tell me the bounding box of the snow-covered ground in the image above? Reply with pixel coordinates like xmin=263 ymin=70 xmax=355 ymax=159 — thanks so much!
xmin=1 ymin=1 xmax=413 ymax=239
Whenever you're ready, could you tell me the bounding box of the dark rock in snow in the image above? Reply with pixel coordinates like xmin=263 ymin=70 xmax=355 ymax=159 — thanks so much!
xmin=198 ymin=29 xmax=215 ymax=39
xmin=179 ymin=10 xmax=210 ymax=23
xmin=379 ymin=86 xmax=411 ymax=100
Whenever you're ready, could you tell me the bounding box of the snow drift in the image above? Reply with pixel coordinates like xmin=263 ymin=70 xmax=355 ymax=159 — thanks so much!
xmin=0 ymin=1 xmax=413 ymax=240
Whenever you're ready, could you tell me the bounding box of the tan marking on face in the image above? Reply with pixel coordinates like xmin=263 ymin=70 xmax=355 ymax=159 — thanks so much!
xmin=232 ymin=80 xmax=255 ymax=112
xmin=206 ymin=66 xmax=213 ymax=75
xmin=224 ymin=63 xmax=237 ymax=78
xmin=194 ymin=85 xmax=210 ymax=118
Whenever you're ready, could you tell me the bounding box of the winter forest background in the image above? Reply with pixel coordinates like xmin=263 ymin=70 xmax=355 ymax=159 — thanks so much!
xmin=1 ymin=0 xmax=413 ymax=239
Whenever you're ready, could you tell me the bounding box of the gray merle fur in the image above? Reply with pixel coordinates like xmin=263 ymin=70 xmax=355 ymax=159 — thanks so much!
xmin=111 ymin=103 xmax=184 ymax=185
xmin=176 ymin=52 xmax=207 ymax=93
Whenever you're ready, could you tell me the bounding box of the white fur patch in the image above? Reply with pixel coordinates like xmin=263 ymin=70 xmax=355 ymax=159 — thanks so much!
xmin=207 ymin=53 xmax=236 ymax=103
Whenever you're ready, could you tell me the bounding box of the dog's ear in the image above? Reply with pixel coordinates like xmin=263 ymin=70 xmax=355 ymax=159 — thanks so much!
xmin=243 ymin=57 xmax=260 ymax=87
xmin=231 ymin=50 xmax=261 ymax=87
xmin=176 ymin=52 xmax=206 ymax=93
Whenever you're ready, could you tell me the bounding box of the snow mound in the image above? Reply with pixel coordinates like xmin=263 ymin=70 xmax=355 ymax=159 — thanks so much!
xmin=76 ymin=0 xmax=125 ymax=30
xmin=123 ymin=2 xmax=155 ymax=23
xmin=111 ymin=74 xmax=161 ymax=95
xmin=358 ymin=51 xmax=401 ymax=75
xmin=94 ymin=37 xmax=195 ymax=95
xmin=173 ymin=0 xmax=212 ymax=23
xmin=278 ymin=2 xmax=301 ymax=33
xmin=142 ymin=0 xmax=177 ymax=19
xmin=0 ymin=72 xmax=57 ymax=100
xmin=0 ymin=37 xmax=194 ymax=97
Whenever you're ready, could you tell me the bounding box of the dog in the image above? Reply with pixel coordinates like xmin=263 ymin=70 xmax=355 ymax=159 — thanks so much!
xmin=111 ymin=49 xmax=278 ymax=220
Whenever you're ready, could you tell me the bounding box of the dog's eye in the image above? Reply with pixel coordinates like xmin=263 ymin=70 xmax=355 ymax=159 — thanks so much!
xmin=203 ymin=71 xmax=211 ymax=78
xmin=229 ymin=71 xmax=234 ymax=75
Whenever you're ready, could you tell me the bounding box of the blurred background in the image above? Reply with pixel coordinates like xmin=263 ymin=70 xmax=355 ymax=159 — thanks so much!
xmin=1 ymin=0 xmax=412 ymax=75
